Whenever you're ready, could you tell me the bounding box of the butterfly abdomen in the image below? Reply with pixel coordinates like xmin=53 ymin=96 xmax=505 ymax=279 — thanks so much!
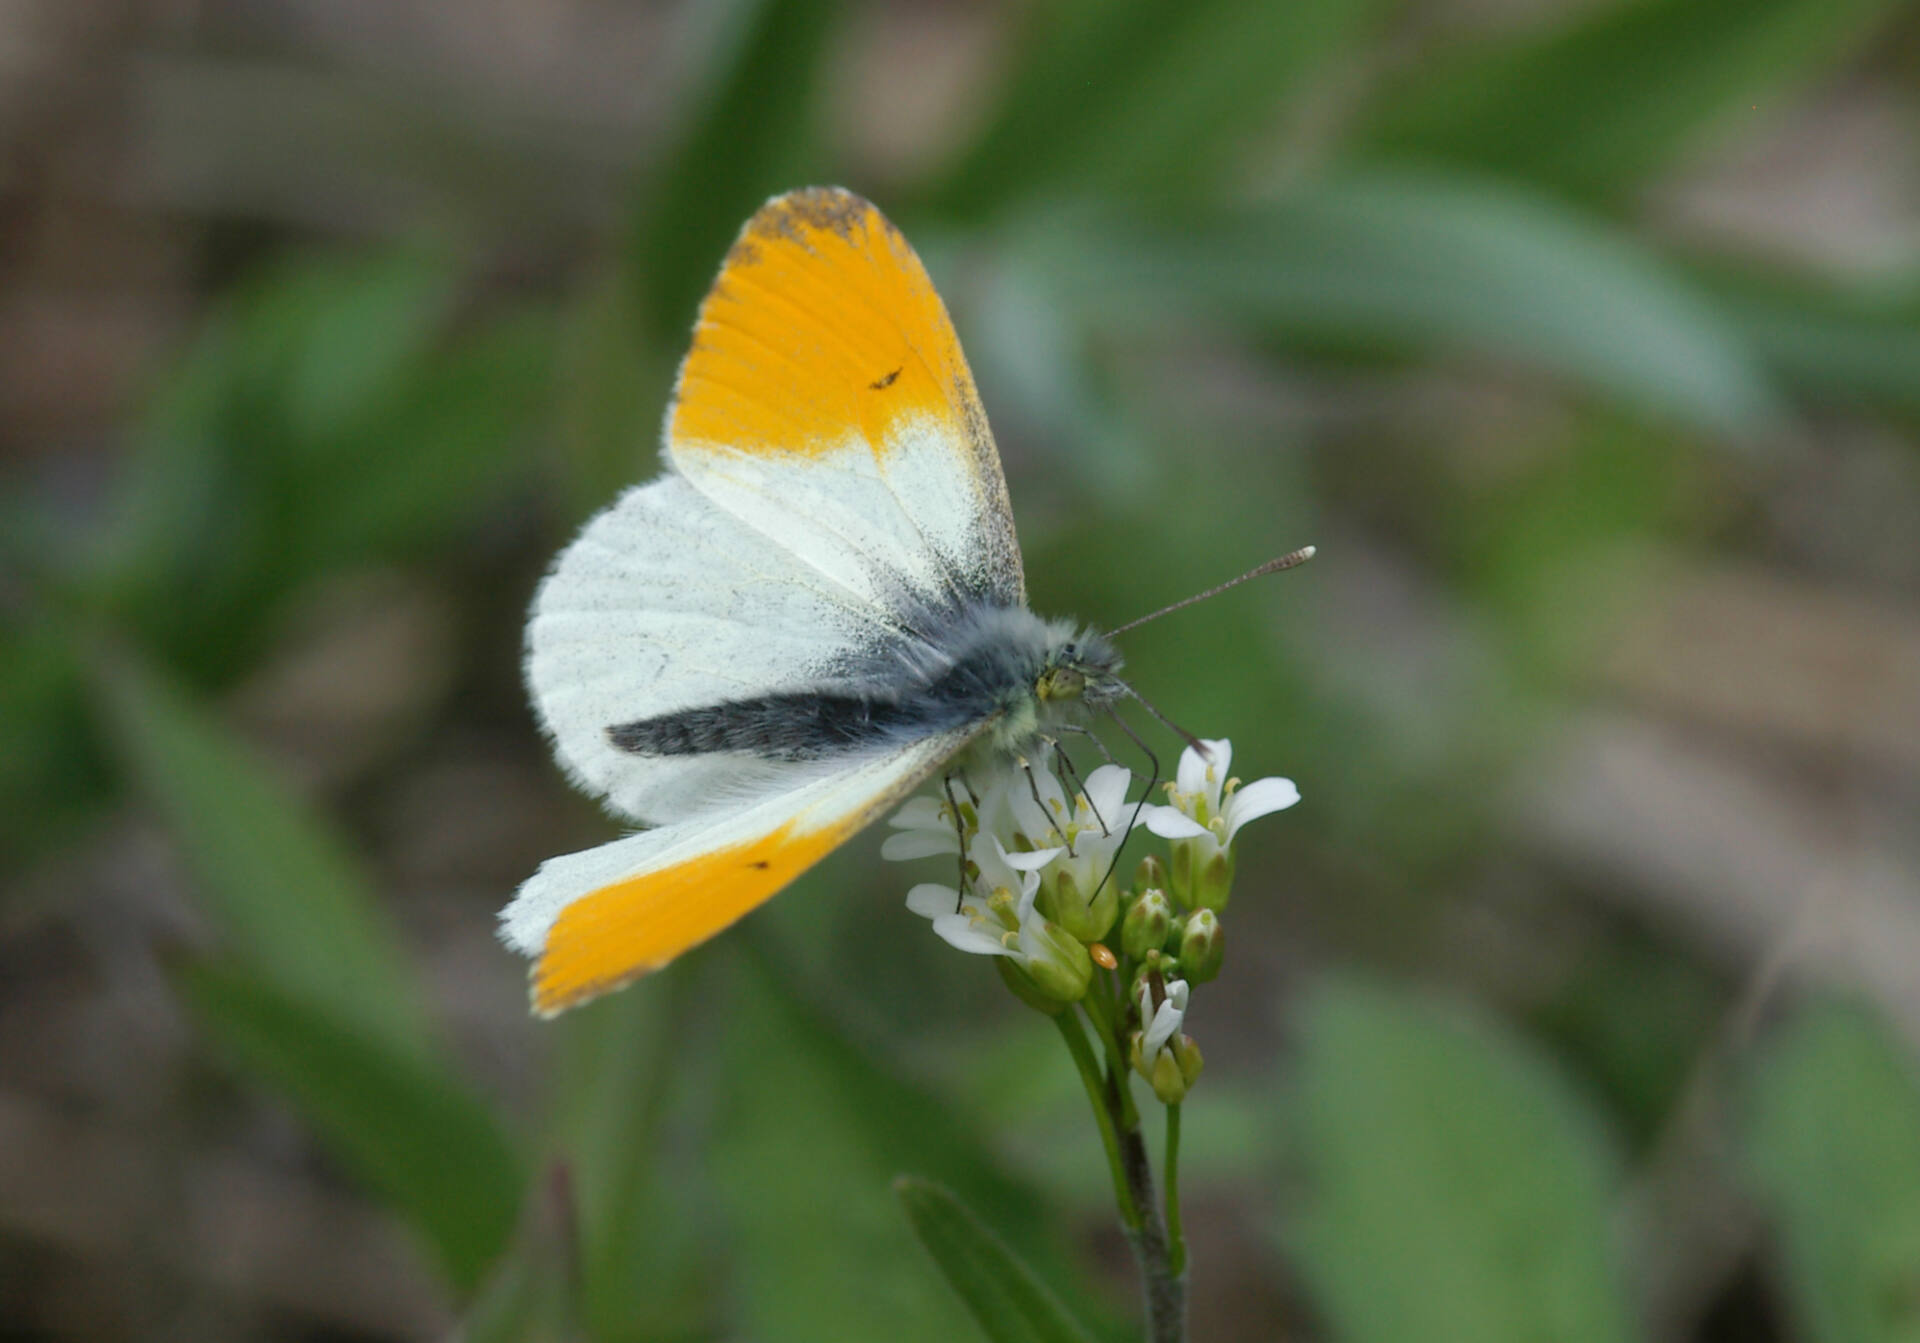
xmin=605 ymin=604 xmax=1107 ymax=764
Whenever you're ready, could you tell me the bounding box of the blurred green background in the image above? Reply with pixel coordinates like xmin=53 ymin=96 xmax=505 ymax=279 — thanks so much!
xmin=4 ymin=0 xmax=1920 ymax=1338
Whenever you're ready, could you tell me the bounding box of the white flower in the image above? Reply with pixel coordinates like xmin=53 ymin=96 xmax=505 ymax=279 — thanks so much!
xmin=1130 ymin=976 xmax=1202 ymax=1103
xmin=903 ymin=832 xmax=1057 ymax=958
xmin=1140 ymin=739 xmax=1296 ymax=909
xmin=1136 ymin=977 xmax=1190 ymax=1066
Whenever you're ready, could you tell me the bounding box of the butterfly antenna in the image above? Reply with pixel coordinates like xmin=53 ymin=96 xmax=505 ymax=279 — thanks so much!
xmin=1106 ymin=546 xmax=1316 ymax=638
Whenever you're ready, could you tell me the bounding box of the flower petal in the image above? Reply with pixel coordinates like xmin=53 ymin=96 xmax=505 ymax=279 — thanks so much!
xmin=1084 ymin=764 xmax=1134 ymax=829
xmin=998 ymin=844 xmax=1064 ymax=872
xmin=1223 ymin=776 xmax=1300 ymax=843
xmin=906 ymin=883 xmax=960 ymax=919
xmin=889 ymin=796 xmax=948 ymax=830
xmin=1143 ymin=805 xmax=1209 ymax=840
xmin=930 ymin=913 xmax=1011 ymax=956
xmin=882 ymin=828 xmax=960 ymax=861
xmin=1175 ymin=743 xmax=1210 ymax=798
xmin=1143 ymin=998 xmax=1183 ymax=1059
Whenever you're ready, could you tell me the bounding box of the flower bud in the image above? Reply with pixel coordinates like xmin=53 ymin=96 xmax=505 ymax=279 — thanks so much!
xmin=1133 ymin=854 xmax=1169 ymax=898
xmin=996 ymin=955 xmax=1067 ymax=1015
xmin=1130 ymin=948 xmax=1170 ymax=1006
xmin=1044 ymin=865 xmax=1118 ymax=943
xmin=1130 ymin=1031 xmax=1196 ymax=1104
xmin=1016 ymin=917 xmax=1092 ymax=1003
xmin=1179 ymin=908 xmax=1224 ymax=983
xmin=1122 ymin=889 xmax=1174 ymax=960
xmin=1171 ymin=1033 xmax=1203 ymax=1089
xmin=1171 ymin=839 xmax=1235 ymax=911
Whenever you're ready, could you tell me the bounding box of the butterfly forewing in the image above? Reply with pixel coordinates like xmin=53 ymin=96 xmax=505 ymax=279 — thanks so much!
xmin=509 ymin=188 xmax=1029 ymax=1012
xmin=668 ymin=187 xmax=1025 ymax=614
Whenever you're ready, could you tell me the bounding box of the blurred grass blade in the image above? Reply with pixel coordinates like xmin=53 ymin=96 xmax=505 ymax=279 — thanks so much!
xmin=895 ymin=1176 xmax=1097 ymax=1343
xmin=1025 ymin=172 xmax=1780 ymax=435
xmin=98 ymin=252 xmax=547 ymax=688
xmin=303 ymin=305 xmax=554 ymax=566
xmin=1286 ymin=978 xmax=1640 ymax=1343
xmin=712 ymin=950 xmax=1112 ymax=1343
xmin=1358 ymin=0 xmax=1900 ymax=202
xmin=931 ymin=0 xmax=1390 ymax=217
xmin=181 ymin=958 xmax=523 ymax=1294
xmin=631 ymin=0 xmax=840 ymax=341
xmin=1744 ymin=999 xmax=1920 ymax=1343
xmin=550 ymin=969 xmax=716 ymax=1342
xmin=1702 ymin=267 xmax=1920 ymax=425
xmin=90 ymin=647 xmax=431 ymax=1058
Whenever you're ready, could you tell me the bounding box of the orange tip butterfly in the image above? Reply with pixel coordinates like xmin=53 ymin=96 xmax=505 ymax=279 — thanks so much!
xmin=502 ymin=187 xmax=1304 ymax=1015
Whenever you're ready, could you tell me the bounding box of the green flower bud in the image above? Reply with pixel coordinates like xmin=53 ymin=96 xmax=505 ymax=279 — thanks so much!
xmin=1044 ymin=866 xmax=1118 ymax=943
xmin=1130 ymin=1031 xmax=1195 ymax=1104
xmin=1122 ymin=889 xmax=1174 ymax=960
xmin=1179 ymin=908 xmax=1224 ymax=983
xmin=1171 ymin=1033 xmax=1203 ymax=1089
xmin=1194 ymin=849 xmax=1235 ymax=911
xmin=1133 ymin=854 xmax=1168 ymax=898
xmin=1170 ymin=839 xmax=1235 ymax=911
xmin=1130 ymin=948 xmax=1172 ymax=1007
xmin=1017 ymin=918 xmax=1092 ymax=1003
xmin=996 ymin=955 xmax=1067 ymax=1015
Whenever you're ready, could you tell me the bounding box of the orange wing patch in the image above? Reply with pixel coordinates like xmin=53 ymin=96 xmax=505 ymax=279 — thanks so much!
xmin=669 ymin=187 xmax=991 ymax=464
xmin=530 ymin=820 xmax=848 ymax=1016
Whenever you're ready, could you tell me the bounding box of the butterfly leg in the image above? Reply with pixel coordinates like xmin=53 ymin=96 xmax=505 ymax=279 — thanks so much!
xmin=942 ymin=772 xmax=970 ymax=913
xmin=1021 ymin=756 xmax=1075 ymax=856
xmin=1090 ymin=707 xmax=1164 ymax=903
xmin=1046 ymin=734 xmax=1110 ymax=838
xmin=1059 ymin=722 xmax=1120 ymax=768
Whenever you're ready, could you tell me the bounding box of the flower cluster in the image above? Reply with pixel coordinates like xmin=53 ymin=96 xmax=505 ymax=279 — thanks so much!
xmin=887 ymin=738 xmax=1297 ymax=1104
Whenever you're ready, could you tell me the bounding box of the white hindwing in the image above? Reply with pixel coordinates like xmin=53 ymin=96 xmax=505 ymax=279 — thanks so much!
xmin=525 ymin=473 xmax=937 ymax=824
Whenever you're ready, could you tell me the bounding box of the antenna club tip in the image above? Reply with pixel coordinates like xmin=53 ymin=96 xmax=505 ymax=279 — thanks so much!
xmin=1300 ymin=545 xmax=1317 ymax=559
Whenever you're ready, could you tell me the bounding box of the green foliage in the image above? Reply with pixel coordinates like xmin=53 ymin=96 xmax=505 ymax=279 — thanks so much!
xmin=96 ymin=249 xmax=551 ymax=686
xmin=1359 ymin=0 xmax=1901 ymax=203
xmin=1286 ymin=979 xmax=1640 ymax=1343
xmin=181 ymin=959 xmax=524 ymax=1293
xmin=896 ymin=1177 xmax=1098 ymax=1343
xmin=708 ymin=953 xmax=1111 ymax=1343
xmin=931 ymin=0 xmax=1390 ymax=217
xmin=631 ymin=0 xmax=841 ymax=341
xmin=1744 ymin=1000 xmax=1920 ymax=1343
xmin=90 ymin=647 xmax=431 ymax=1056
xmin=1020 ymin=172 xmax=1778 ymax=434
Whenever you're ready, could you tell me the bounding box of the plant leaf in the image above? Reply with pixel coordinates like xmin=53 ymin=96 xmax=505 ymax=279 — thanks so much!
xmin=181 ymin=958 xmax=523 ymax=1294
xmin=1022 ymin=173 xmax=1780 ymax=435
xmin=895 ymin=1176 xmax=1098 ymax=1343
xmin=89 ymin=647 xmax=431 ymax=1058
xmin=1744 ymin=999 xmax=1920 ymax=1343
xmin=930 ymin=0 xmax=1390 ymax=217
xmin=710 ymin=950 xmax=1112 ymax=1343
xmin=631 ymin=0 xmax=841 ymax=342
xmin=1703 ymin=268 xmax=1920 ymax=426
xmin=1358 ymin=0 xmax=1902 ymax=202
xmin=1285 ymin=977 xmax=1640 ymax=1343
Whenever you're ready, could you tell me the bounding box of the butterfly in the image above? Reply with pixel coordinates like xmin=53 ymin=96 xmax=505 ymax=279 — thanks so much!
xmin=503 ymin=187 xmax=1142 ymax=1015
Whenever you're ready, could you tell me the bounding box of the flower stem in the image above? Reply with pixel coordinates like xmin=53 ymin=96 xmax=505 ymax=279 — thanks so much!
xmin=1165 ymin=1102 xmax=1186 ymax=1276
xmin=1073 ymin=997 xmax=1187 ymax=1343
xmin=1117 ymin=1112 xmax=1186 ymax=1343
xmin=1054 ymin=1009 xmax=1140 ymax=1230
xmin=1079 ymin=977 xmax=1140 ymax=1130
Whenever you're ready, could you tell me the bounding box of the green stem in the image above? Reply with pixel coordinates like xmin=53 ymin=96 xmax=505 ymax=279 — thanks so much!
xmin=1165 ymin=1102 xmax=1186 ymax=1276
xmin=1079 ymin=980 xmax=1140 ymax=1130
xmin=1054 ymin=1009 xmax=1140 ymax=1230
